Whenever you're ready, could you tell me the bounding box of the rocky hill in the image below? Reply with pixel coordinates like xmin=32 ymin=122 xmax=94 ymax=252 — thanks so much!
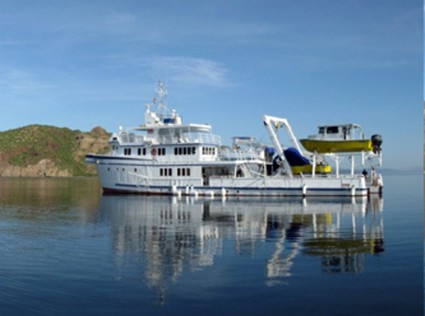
xmin=0 ymin=125 xmax=110 ymax=177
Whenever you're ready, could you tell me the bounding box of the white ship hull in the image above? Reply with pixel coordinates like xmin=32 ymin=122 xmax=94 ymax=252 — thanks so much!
xmin=88 ymin=155 xmax=370 ymax=197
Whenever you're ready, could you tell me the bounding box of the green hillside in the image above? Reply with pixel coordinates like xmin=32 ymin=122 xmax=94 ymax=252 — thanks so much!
xmin=0 ymin=125 xmax=110 ymax=176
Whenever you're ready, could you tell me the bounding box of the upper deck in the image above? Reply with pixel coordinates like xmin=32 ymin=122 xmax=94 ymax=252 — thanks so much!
xmin=110 ymin=81 xmax=221 ymax=147
xmin=113 ymin=126 xmax=221 ymax=146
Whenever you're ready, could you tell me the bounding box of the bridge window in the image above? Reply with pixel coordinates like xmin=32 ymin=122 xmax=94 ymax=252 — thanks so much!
xmin=174 ymin=147 xmax=197 ymax=155
xmin=202 ymin=147 xmax=216 ymax=155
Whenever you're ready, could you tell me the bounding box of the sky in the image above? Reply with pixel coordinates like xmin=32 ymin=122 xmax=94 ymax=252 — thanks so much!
xmin=0 ymin=0 xmax=422 ymax=170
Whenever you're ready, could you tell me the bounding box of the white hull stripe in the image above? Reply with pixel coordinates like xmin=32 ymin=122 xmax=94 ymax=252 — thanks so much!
xmin=114 ymin=183 xmax=367 ymax=193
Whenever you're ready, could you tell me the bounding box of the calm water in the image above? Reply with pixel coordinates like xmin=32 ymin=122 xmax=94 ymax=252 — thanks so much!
xmin=0 ymin=175 xmax=422 ymax=315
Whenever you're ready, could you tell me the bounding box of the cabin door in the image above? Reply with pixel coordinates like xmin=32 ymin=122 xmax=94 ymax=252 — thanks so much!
xmin=202 ymin=168 xmax=209 ymax=186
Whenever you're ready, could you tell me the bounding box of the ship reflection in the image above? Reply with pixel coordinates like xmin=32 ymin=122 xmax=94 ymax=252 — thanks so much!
xmin=97 ymin=195 xmax=383 ymax=300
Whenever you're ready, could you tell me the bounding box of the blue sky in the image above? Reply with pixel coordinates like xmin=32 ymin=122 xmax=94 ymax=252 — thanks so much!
xmin=0 ymin=0 xmax=422 ymax=170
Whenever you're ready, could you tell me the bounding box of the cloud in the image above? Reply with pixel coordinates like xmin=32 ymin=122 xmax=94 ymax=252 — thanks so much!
xmin=149 ymin=56 xmax=232 ymax=87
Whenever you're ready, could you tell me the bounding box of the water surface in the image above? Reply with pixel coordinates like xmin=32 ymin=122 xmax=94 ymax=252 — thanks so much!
xmin=0 ymin=175 xmax=422 ymax=315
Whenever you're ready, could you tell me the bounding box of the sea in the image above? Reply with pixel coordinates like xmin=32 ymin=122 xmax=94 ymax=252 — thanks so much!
xmin=0 ymin=174 xmax=422 ymax=316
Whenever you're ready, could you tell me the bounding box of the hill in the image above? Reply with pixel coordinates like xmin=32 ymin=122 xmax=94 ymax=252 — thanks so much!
xmin=0 ymin=125 xmax=110 ymax=177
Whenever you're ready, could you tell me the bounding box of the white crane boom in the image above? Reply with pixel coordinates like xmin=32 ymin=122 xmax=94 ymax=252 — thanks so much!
xmin=263 ymin=115 xmax=306 ymax=177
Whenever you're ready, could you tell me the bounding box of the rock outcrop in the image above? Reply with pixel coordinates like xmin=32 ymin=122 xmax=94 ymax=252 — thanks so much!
xmin=0 ymin=125 xmax=110 ymax=177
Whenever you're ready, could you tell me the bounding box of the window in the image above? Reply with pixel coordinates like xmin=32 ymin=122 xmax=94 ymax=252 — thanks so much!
xmin=177 ymin=168 xmax=191 ymax=177
xmin=202 ymin=147 xmax=216 ymax=155
xmin=327 ymin=126 xmax=339 ymax=134
xmin=157 ymin=148 xmax=166 ymax=156
xmin=174 ymin=147 xmax=196 ymax=156
xmin=174 ymin=147 xmax=197 ymax=155
xmin=124 ymin=148 xmax=132 ymax=155
xmin=160 ymin=168 xmax=173 ymax=176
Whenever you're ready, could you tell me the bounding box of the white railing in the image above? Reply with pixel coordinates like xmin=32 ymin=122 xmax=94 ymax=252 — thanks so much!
xmin=159 ymin=132 xmax=221 ymax=145
xmin=118 ymin=131 xmax=221 ymax=145
xmin=119 ymin=133 xmax=145 ymax=144
xmin=159 ymin=133 xmax=221 ymax=146
xmin=185 ymin=132 xmax=221 ymax=145
xmin=219 ymin=147 xmax=262 ymax=161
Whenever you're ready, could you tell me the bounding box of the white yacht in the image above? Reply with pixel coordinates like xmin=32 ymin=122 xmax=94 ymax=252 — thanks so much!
xmin=86 ymin=82 xmax=383 ymax=197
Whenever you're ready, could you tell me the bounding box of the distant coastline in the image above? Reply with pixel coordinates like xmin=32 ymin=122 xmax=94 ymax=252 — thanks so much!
xmin=379 ymin=168 xmax=423 ymax=176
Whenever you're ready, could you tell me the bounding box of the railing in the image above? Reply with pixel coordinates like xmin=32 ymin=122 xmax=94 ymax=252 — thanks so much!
xmin=219 ymin=147 xmax=263 ymax=161
xmin=118 ymin=132 xmax=221 ymax=145
xmin=119 ymin=133 xmax=145 ymax=144
xmin=187 ymin=132 xmax=221 ymax=145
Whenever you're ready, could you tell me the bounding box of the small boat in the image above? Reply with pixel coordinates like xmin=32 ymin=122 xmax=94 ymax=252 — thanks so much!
xmin=283 ymin=147 xmax=332 ymax=175
xmin=300 ymin=124 xmax=382 ymax=154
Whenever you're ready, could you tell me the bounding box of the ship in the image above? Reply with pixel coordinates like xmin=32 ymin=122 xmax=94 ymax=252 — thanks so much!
xmin=86 ymin=82 xmax=383 ymax=197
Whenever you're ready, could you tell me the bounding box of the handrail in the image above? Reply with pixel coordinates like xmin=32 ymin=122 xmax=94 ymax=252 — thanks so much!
xmin=118 ymin=131 xmax=221 ymax=145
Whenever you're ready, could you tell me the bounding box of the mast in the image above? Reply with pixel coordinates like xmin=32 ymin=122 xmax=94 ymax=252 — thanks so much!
xmin=153 ymin=81 xmax=168 ymax=120
xmin=145 ymin=81 xmax=182 ymax=127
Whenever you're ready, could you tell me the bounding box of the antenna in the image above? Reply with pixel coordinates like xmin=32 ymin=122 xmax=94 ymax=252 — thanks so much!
xmin=154 ymin=81 xmax=168 ymax=119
